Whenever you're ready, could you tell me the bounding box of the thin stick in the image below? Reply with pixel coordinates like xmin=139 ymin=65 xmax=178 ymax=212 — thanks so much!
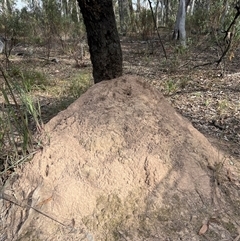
xmin=0 ymin=192 xmax=71 ymax=229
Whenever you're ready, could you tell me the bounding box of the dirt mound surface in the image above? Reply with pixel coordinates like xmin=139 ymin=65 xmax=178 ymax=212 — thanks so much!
xmin=1 ymin=75 xmax=240 ymax=241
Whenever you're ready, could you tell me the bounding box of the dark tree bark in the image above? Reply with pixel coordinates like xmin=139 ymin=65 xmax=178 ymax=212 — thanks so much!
xmin=77 ymin=0 xmax=123 ymax=83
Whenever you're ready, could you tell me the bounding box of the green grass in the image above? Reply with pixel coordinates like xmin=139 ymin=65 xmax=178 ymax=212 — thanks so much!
xmin=9 ymin=67 xmax=49 ymax=92
xmin=0 ymin=66 xmax=44 ymax=179
xmin=67 ymin=71 xmax=92 ymax=98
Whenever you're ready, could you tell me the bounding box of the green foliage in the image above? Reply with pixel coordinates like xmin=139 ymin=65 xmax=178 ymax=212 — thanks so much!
xmin=0 ymin=0 xmax=85 ymax=59
xmin=186 ymin=8 xmax=209 ymax=34
xmin=187 ymin=1 xmax=240 ymax=35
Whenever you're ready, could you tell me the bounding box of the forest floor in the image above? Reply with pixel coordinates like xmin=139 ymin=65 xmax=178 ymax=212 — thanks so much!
xmin=0 ymin=34 xmax=240 ymax=240
xmin=0 ymin=33 xmax=239 ymax=167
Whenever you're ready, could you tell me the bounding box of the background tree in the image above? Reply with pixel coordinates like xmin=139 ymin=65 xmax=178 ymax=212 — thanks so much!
xmin=77 ymin=0 xmax=122 ymax=83
xmin=0 ymin=0 xmax=239 ymax=75
xmin=172 ymin=0 xmax=190 ymax=46
xmin=118 ymin=0 xmax=130 ymax=35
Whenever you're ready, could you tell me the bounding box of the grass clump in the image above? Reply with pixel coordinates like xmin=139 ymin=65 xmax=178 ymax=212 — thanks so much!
xmin=165 ymin=79 xmax=178 ymax=95
xmin=0 ymin=65 xmax=43 ymax=182
xmin=67 ymin=71 xmax=92 ymax=98
xmin=10 ymin=67 xmax=49 ymax=92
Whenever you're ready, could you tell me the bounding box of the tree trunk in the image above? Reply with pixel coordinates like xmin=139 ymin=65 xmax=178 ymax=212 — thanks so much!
xmin=154 ymin=0 xmax=160 ymax=27
xmin=220 ymin=0 xmax=229 ymax=27
xmin=137 ymin=0 xmax=141 ymax=12
xmin=128 ymin=0 xmax=134 ymax=15
xmin=77 ymin=0 xmax=123 ymax=83
xmin=189 ymin=0 xmax=195 ymax=15
xmin=186 ymin=0 xmax=191 ymax=11
xmin=165 ymin=0 xmax=170 ymax=25
xmin=118 ymin=0 xmax=129 ymax=35
xmin=172 ymin=0 xmax=187 ymax=47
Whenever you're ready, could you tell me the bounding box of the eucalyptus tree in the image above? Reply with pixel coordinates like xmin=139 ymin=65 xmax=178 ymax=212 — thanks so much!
xmin=136 ymin=0 xmax=141 ymax=12
xmin=118 ymin=0 xmax=130 ymax=35
xmin=165 ymin=0 xmax=172 ymax=24
xmin=173 ymin=0 xmax=190 ymax=46
xmin=60 ymin=0 xmax=80 ymax=21
xmin=77 ymin=0 xmax=122 ymax=83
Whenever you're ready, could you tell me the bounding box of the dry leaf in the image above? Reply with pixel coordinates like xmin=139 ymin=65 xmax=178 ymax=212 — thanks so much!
xmin=199 ymin=223 xmax=208 ymax=235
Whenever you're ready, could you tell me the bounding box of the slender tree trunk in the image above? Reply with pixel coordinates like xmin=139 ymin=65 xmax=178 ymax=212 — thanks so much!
xmin=189 ymin=0 xmax=195 ymax=15
xmin=154 ymin=0 xmax=160 ymax=27
xmin=137 ymin=0 xmax=141 ymax=12
xmin=165 ymin=0 xmax=170 ymax=25
xmin=206 ymin=0 xmax=211 ymax=12
xmin=118 ymin=0 xmax=129 ymax=35
xmin=77 ymin=0 xmax=122 ymax=83
xmin=173 ymin=0 xmax=187 ymax=46
xmin=128 ymin=0 xmax=134 ymax=15
xmin=186 ymin=0 xmax=191 ymax=11
xmin=221 ymin=0 xmax=229 ymax=27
